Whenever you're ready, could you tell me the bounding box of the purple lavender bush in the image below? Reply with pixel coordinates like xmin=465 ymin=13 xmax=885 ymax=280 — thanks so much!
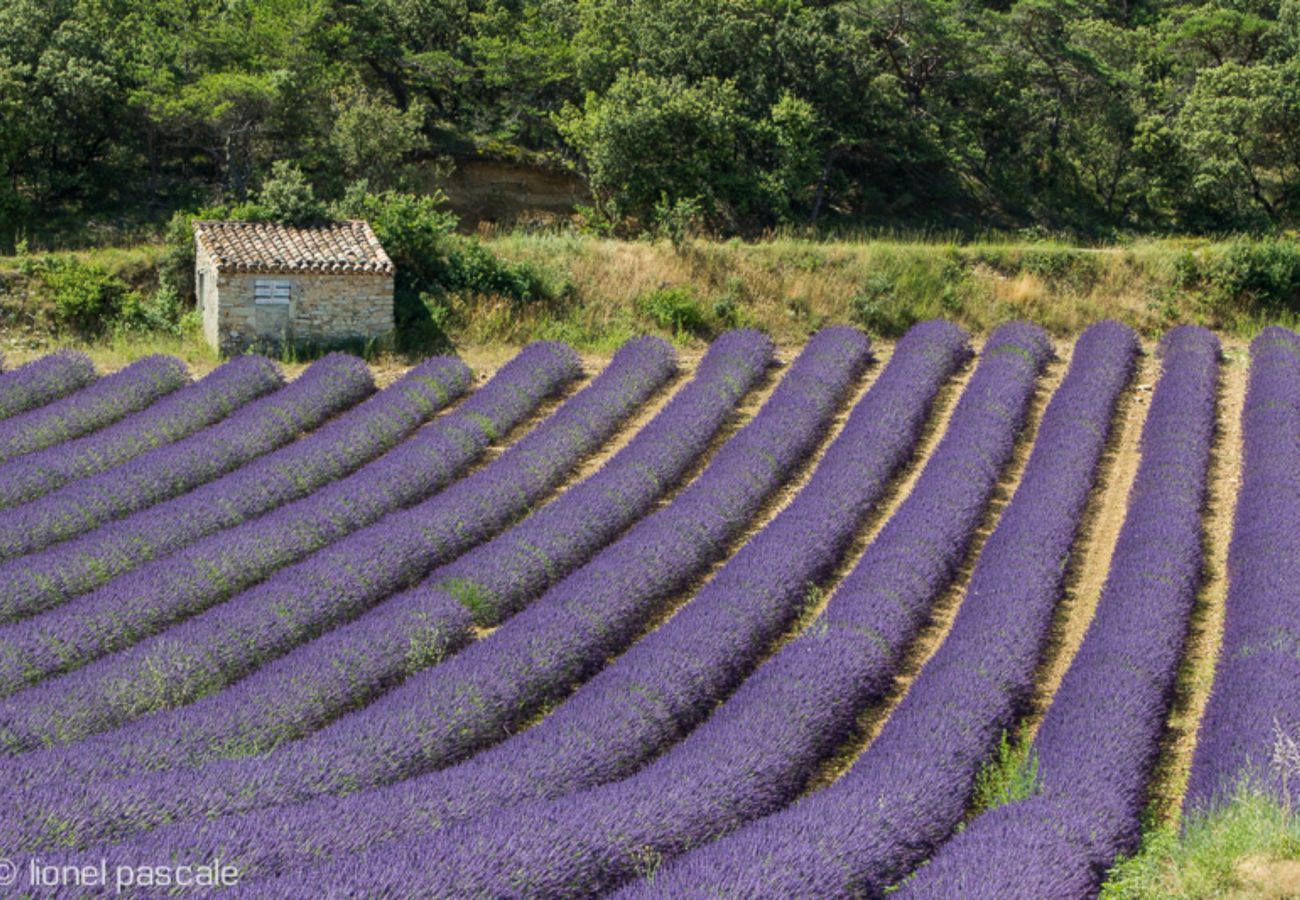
xmin=232 ymin=322 xmax=1047 ymax=899
xmin=0 ymin=355 xmax=187 ymax=463
xmin=896 ymin=325 xmax=1220 ymax=900
xmin=0 ymin=355 xmax=470 ymax=619
xmin=0 ymin=339 xmax=661 ymax=750
xmin=0 ymin=328 xmax=864 ymax=851
xmin=82 ymin=321 xmax=966 ymax=882
xmin=0 ymin=353 xmax=374 ymax=561
xmin=0 ymin=355 xmax=282 ymax=509
xmin=0 ymin=351 xmax=97 ymax=420
xmin=625 ymin=320 xmax=1137 ymax=899
xmin=1184 ymin=327 xmax=1300 ymax=814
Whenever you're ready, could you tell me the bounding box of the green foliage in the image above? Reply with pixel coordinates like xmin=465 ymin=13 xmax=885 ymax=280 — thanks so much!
xmin=849 ymin=252 xmax=970 ymax=336
xmin=1178 ymin=238 xmax=1300 ymax=322
xmin=851 ymin=273 xmax=920 ymax=338
xmin=329 ymin=91 xmax=431 ymax=191
xmin=637 ymin=286 xmax=710 ymax=337
xmin=969 ymin=727 xmax=1041 ymax=815
xmin=1101 ymin=784 xmax=1300 ymax=898
xmin=330 ymin=184 xmax=559 ymax=353
xmin=43 ymin=263 xmax=137 ymax=336
xmin=258 ymin=162 xmax=326 ymax=226
xmin=10 ymin=0 xmax=1300 ymax=249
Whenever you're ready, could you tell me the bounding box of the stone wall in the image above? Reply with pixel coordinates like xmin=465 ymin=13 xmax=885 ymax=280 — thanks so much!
xmin=195 ymin=246 xmax=222 ymax=350
xmin=200 ymin=267 xmax=395 ymax=354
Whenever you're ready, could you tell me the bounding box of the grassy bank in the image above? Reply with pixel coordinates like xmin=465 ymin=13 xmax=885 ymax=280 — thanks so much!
xmin=3 ymin=234 xmax=1299 ymax=371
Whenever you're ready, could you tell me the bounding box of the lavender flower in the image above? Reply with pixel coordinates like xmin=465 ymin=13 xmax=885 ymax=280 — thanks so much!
xmin=0 ymin=339 xmax=662 ymax=751
xmin=239 ymin=323 xmax=1048 ymax=899
xmin=627 ymin=321 xmax=1137 ymax=898
xmin=84 ymin=321 xmax=964 ymax=883
xmin=1185 ymin=327 xmax=1300 ymax=813
xmin=0 ymin=355 xmax=469 ymax=619
xmin=0 ymin=328 xmax=863 ymax=852
xmin=0 ymin=354 xmax=374 ymax=560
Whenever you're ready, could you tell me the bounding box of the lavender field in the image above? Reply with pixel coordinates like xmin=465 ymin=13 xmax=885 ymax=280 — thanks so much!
xmin=0 ymin=321 xmax=1288 ymax=898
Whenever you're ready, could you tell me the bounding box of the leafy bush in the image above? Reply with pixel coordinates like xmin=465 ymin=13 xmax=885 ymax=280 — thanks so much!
xmin=1207 ymin=239 xmax=1300 ymax=313
xmin=849 ymin=272 xmax=919 ymax=337
xmin=259 ymin=162 xmax=327 ymax=226
xmin=42 ymin=260 xmax=142 ymax=336
xmin=637 ymin=286 xmax=710 ymax=336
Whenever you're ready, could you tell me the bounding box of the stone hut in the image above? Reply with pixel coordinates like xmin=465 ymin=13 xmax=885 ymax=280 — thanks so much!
xmin=193 ymin=220 xmax=395 ymax=353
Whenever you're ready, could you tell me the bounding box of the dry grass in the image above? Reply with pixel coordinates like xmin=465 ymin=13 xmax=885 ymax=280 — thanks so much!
xmin=483 ymin=234 xmax=1242 ymax=351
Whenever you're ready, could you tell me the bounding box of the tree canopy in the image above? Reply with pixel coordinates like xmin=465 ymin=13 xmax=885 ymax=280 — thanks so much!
xmin=3 ymin=0 xmax=1300 ymax=245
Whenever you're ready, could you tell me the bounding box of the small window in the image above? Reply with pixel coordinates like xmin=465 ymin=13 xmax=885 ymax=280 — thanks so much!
xmin=254 ymin=279 xmax=292 ymax=305
xmin=196 ymin=271 xmax=205 ymax=302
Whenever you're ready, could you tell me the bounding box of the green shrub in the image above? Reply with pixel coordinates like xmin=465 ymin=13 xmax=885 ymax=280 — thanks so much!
xmin=258 ymin=161 xmax=327 ymax=226
xmin=42 ymin=260 xmax=141 ymax=336
xmin=331 ymin=183 xmax=562 ymax=352
xmin=116 ymin=283 xmax=185 ymax=336
xmin=1207 ymin=239 xmax=1300 ymax=312
xmin=638 ymin=286 xmax=710 ymax=336
xmin=1020 ymin=248 xmax=1100 ymax=288
xmin=849 ymin=272 xmax=919 ymax=337
xmin=969 ymin=727 xmax=1041 ymax=815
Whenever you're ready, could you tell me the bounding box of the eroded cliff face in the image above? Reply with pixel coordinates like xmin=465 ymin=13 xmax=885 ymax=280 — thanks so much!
xmin=439 ymin=158 xmax=590 ymax=231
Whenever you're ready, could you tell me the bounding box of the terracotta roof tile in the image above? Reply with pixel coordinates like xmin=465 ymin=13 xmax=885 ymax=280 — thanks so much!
xmin=192 ymin=220 xmax=395 ymax=275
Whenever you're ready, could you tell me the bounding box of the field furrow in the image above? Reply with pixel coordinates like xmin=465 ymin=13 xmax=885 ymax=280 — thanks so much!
xmin=627 ymin=322 xmax=1138 ymax=898
xmin=0 ymin=356 xmax=469 ymax=620
xmin=0 ymin=328 xmax=867 ymax=854
xmin=1184 ymin=328 xmax=1299 ymax=814
xmin=0 ymin=340 xmax=649 ymax=746
xmin=238 ymin=322 xmax=1051 ymax=898
xmin=0 ymin=322 xmax=1282 ymax=898
xmin=69 ymin=321 xmax=967 ymax=882
xmin=7 ymin=330 xmax=768 ymax=777
xmin=0 ymin=354 xmax=376 ymax=562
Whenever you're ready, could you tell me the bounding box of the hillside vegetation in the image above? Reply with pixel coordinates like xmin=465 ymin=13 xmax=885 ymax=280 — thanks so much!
xmin=5 ymin=0 xmax=1300 ymax=249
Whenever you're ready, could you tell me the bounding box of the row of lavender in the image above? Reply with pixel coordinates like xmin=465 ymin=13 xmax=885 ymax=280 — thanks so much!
xmin=248 ymin=322 xmax=1051 ymax=898
xmin=1 ymin=324 xmax=1259 ymax=897
xmin=636 ymin=320 xmax=1138 ymax=897
xmin=0 ymin=330 xmax=768 ymax=782
xmin=0 ymin=339 xmax=658 ymax=748
xmin=1185 ymin=328 xmax=1300 ymax=813
xmin=0 ymin=351 xmax=96 ymax=420
xmin=898 ymin=325 xmax=1220 ymax=898
xmin=81 ymin=320 xmax=969 ymax=883
xmin=0 ymin=326 xmax=866 ymax=854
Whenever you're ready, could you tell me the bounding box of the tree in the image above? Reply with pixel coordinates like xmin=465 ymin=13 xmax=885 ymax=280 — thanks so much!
xmin=1177 ymin=61 xmax=1300 ymax=224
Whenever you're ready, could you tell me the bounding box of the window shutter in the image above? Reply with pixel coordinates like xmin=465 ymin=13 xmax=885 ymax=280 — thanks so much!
xmin=254 ymin=279 xmax=292 ymax=305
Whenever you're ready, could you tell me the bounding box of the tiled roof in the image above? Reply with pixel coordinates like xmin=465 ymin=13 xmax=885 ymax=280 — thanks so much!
xmin=192 ymin=220 xmax=395 ymax=275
